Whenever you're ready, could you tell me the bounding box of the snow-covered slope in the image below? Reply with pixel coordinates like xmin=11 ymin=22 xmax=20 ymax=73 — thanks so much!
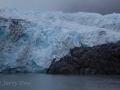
xmin=0 ymin=8 xmax=120 ymax=73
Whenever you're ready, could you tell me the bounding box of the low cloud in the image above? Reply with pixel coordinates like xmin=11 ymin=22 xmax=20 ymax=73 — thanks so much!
xmin=0 ymin=0 xmax=120 ymax=14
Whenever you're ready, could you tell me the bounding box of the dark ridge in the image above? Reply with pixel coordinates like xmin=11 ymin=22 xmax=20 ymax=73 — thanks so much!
xmin=47 ymin=41 xmax=120 ymax=75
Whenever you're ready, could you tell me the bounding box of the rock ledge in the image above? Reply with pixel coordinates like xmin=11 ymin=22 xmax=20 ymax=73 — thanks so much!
xmin=47 ymin=41 xmax=120 ymax=75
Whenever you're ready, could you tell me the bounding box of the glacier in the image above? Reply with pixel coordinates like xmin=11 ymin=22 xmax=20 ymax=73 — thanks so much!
xmin=0 ymin=8 xmax=120 ymax=73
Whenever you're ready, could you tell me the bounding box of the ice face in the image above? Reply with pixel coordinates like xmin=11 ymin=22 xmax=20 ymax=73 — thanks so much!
xmin=0 ymin=8 xmax=120 ymax=73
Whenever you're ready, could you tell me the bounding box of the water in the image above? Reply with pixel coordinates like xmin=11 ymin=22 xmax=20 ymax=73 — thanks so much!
xmin=0 ymin=74 xmax=120 ymax=90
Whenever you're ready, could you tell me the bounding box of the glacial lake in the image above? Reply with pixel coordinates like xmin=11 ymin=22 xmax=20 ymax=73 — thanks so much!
xmin=0 ymin=74 xmax=120 ymax=90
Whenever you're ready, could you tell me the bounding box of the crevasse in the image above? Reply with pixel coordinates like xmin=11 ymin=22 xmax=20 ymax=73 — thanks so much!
xmin=0 ymin=8 xmax=120 ymax=73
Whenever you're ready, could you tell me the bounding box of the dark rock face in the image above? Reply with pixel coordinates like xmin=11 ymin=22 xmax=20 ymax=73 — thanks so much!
xmin=47 ymin=41 xmax=120 ymax=75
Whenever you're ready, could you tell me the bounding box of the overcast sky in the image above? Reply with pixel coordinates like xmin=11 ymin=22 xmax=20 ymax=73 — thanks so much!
xmin=0 ymin=0 xmax=120 ymax=14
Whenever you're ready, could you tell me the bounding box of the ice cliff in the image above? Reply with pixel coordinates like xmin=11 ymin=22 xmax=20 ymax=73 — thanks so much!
xmin=0 ymin=8 xmax=120 ymax=73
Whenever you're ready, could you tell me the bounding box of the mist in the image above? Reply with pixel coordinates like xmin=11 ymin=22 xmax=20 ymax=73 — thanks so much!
xmin=0 ymin=0 xmax=120 ymax=14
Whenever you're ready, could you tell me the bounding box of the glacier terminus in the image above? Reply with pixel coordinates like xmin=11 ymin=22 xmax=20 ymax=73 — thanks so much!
xmin=0 ymin=8 xmax=120 ymax=73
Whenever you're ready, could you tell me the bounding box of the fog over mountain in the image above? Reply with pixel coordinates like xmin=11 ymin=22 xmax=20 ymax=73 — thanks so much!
xmin=0 ymin=0 xmax=120 ymax=14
